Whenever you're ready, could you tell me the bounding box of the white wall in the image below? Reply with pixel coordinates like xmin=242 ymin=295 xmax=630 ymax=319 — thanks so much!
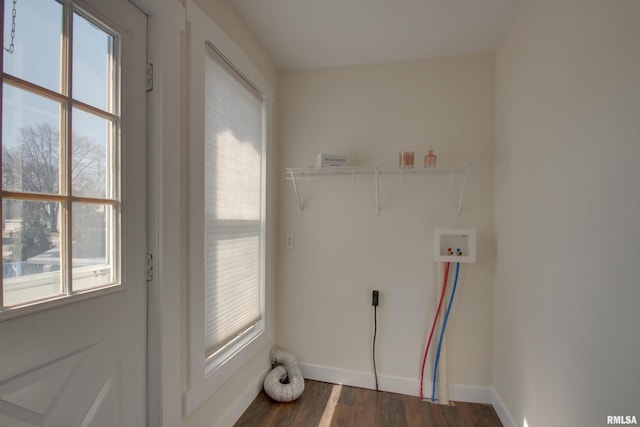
xmin=494 ymin=1 xmax=640 ymax=426
xmin=277 ymin=54 xmax=495 ymax=395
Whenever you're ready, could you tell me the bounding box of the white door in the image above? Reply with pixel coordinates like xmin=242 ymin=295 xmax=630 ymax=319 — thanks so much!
xmin=0 ymin=0 xmax=147 ymax=426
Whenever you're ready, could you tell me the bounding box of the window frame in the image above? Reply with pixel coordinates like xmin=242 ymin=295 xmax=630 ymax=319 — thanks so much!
xmin=185 ymin=1 xmax=274 ymax=415
xmin=0 ymin=1 xmax=123 ymax=320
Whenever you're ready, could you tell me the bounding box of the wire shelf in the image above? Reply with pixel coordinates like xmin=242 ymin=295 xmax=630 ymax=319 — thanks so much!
xmin=285 ymin=164 xmax=469 ymax=179
xmin=284 ymin=163 xmax=471 ymax=216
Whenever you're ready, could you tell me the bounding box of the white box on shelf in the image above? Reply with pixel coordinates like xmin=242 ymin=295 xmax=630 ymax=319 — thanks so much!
xmin=435 ymin=228 xmax=476 ymax=263
xmin=316 ymin=153 xmax=347 ymax=169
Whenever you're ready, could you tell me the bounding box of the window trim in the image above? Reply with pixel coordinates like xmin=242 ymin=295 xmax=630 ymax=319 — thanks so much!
xmin=184 ymin=1 xmax=274 ymax=415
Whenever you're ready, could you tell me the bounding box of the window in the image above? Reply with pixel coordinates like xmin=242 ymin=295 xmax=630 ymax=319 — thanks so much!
xmin=1 ymin=0 xmax=121 ymax=315
xmin=203 ymin=44 xmax=265 ymax=367
xmin=185 ymin=4 xmax=273 ymax=412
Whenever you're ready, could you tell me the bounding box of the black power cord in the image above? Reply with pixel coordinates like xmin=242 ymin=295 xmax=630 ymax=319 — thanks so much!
xmin=372 ymin=290 xmax=379 ymax=392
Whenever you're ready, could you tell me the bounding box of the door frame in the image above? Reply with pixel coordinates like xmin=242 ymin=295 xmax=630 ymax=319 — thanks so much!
xmin=136 ymin=0 xmax=186 ymax=426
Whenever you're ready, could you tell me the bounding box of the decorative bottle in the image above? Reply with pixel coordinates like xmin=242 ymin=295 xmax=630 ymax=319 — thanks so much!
xmin=424 ymin=149 xmax=437 ymax=167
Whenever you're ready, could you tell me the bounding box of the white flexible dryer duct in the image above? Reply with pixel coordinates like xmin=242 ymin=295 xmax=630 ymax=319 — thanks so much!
xmin=263 ymin=346 xmax=305 ymax=402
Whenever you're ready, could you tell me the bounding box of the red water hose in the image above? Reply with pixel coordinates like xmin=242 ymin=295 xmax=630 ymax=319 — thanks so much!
xmin=419 ymin=262 xmax=450 ymax=400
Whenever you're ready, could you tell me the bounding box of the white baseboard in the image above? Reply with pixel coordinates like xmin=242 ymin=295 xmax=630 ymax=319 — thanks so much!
xmin=300 ymin=362 xmax=493 ymax=404
xmin=301 ymin=362 xmax=418 ymax=396
xmin=491 ymin=388 xmax=517 ymax=427
xmin=449 ymin=383 xmax=493 ymax=404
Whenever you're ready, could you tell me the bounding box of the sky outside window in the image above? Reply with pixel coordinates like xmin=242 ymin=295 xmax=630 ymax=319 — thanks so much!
xmin=3 ymin=0 xmax=62 ymax=93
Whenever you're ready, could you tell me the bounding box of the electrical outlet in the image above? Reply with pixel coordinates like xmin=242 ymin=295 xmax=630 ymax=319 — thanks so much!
xmin=372 ymin=290 xmax=379 ymax=306
xmin=285 ymin=234 xmax=295 ymax=250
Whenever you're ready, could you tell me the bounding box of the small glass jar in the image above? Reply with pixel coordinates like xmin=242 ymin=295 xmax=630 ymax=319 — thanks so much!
xmin=399 ymin=151 xmax=415 ymax=168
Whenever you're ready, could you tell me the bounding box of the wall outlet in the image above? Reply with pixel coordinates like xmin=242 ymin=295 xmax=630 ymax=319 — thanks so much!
xmin=285 ymin=234 xmax=295 ymax=250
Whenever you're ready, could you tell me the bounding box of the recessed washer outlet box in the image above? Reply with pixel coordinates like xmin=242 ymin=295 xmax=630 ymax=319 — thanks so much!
xmin=435 ymin=228 xmax=476 ymax=263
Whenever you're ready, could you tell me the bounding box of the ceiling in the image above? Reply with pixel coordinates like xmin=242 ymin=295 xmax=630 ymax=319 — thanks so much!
xmin=229 ymin=0 xmax=525 ymax=70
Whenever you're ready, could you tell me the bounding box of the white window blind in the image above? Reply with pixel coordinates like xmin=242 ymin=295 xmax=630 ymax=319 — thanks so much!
xmin=204 ymin=45 xmax=264 ymax=359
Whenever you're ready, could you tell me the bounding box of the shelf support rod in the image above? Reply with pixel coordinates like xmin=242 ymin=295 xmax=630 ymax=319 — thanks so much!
xmin=456 ymin=164 xmax=470 ymax=216
xmin=374 ymin=166 xmax=380 ymax=215
xmin=289 ymin=170 xmax=304 ymax=214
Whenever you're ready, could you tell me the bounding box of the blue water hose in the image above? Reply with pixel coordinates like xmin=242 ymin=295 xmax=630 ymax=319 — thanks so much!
xmin=431 ymin=262 xmax=460 ymax=401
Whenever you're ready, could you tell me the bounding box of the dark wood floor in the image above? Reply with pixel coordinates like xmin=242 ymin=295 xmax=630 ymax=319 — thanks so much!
xmin=235 ymin=380 xmax=503 ymax=427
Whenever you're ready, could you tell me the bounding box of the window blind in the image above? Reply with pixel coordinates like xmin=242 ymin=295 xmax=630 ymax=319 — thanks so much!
xmin=204 ymin=45 xmax=264 ymax=358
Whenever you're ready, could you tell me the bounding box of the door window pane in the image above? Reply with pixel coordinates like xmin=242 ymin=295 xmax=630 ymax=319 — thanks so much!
xmin=2 ymin=84 xmax=61 ymax=194
xmin=72 ymin=12 xmax=115 ymax=112
xmin=72 ymin=108 xmax=113 ymax=198
xmin=2 ymin=199 xmax=63 ymax=306
xmin=2 ymin=0 xmax=63 ymax=93
xmin=72 ymin=203 xmax=114 ymax=291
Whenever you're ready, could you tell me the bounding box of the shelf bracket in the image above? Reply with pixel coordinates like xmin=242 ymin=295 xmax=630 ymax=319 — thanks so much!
xmin=289 ymin=170 xmax=304 ymax=214
xmin=374 ymin=166 xmax=380 ymax=215
xmin=456 ymin=164 xmax=470 ymax=216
